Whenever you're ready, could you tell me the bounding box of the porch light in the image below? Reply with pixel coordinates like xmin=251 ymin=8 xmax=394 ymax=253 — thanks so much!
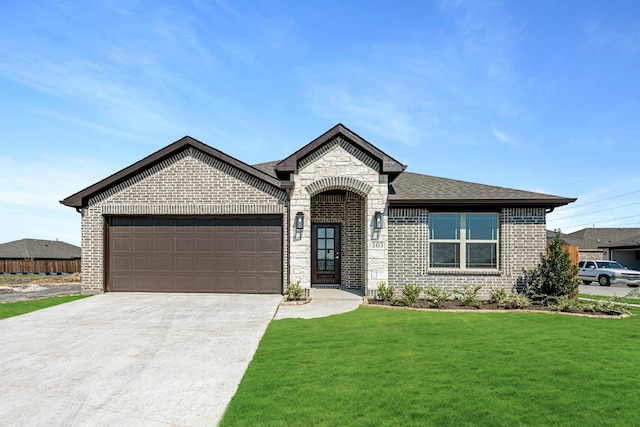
xmin=295 ymin=212 xmax=304 ymax=230
xmin=374 ymin=211 xmax=383 ymax=230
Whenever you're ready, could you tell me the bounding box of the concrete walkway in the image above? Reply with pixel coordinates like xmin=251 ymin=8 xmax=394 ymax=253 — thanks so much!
xmin=0 ymin=293 xmax=282 ymax=426
xmin=274 ymin=288 xmax=364 ymax=319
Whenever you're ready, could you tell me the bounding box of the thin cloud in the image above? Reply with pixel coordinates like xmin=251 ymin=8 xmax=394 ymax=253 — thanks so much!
xmin=585 ymin=12 xmax=640 ymax=55
xmin=299 ymin=1 xmax=523 ymax=148
xmin=491 ymin=126 xmax=515 ymax=145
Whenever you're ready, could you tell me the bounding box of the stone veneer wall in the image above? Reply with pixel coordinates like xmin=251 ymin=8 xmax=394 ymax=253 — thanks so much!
xmin=388 ymin=207 xmax=547 ymax=299
xmin=80 ymin=148 xmax=287 ymax=293
xmin=311 ymin=191 xmax=365 ymax=289
xmin=288 ymin=136 xmax=388 ymax=290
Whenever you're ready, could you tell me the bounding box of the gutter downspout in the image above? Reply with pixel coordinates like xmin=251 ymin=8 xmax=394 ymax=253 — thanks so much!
xmin=285 ymin=188 xmax=291 ymax=289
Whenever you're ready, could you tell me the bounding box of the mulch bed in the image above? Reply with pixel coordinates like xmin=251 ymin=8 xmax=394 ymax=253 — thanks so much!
xmin=365 ymin=298 xmax=627 ymax=317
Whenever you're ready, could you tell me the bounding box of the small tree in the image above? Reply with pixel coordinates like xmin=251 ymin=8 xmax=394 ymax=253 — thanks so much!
xmin=528 ymin=230 xmax=578 ymax=300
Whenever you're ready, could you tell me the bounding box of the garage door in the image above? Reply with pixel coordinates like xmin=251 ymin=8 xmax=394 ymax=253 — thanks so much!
xmin=106 ymin=216 xmax=282 ymax=293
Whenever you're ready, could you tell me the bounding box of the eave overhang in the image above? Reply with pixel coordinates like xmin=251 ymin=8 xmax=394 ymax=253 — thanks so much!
xmin=388 ymin=197 xmax=577 ymax=209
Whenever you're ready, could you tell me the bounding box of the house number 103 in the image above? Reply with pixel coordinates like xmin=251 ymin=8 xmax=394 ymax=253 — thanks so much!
xmin=372 ymin=242 xmax=385 ymax=249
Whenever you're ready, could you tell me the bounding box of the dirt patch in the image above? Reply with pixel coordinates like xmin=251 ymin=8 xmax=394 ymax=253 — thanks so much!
xmin=0 ymin=274 xmax=82 ymax=303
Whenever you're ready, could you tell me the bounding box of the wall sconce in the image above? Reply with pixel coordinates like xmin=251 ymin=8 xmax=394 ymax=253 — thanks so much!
xmin=374 ymin=211 xmax=383 ymax=230
xmin=295 ymin=212 xmax=304 ymax=230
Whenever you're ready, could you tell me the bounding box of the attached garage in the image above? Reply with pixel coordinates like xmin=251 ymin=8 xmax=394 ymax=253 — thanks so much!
xmin=106 ymin=216 xmax=282 ymax=293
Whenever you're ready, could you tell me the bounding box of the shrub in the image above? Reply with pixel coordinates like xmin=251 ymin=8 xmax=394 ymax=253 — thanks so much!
xmin=627 ymin=288 xmax=640 ymax=299
xmin=400 ymin=284 xmax=423 ymax=307
xmin=507 ymin=293 xmax=531 ymax=309
xmin=590 ymin=297 xmax=631 ymax=315
xmin=527 ymin=230 xmax=578 ymax=299
xmin=286 ymin=281 xmax=303 ymax=301
xmin=548 ymin=296 xmax=581 ymax=312
xmin=424 ymin=286 xmax=452 ymax=308
xmin=489 ymin=288 xmax=508 ymax=306
xmin=376 ymin=282 xmax=395 ymax=301
xmin=454 ymin=285 xmax=483 ymax=308
xmin=549 ymin=297 xmax=630 ymax=315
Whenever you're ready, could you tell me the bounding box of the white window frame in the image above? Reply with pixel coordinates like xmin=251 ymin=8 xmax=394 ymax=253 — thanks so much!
xmin=429 ymin=213 xmax=499 ymax=271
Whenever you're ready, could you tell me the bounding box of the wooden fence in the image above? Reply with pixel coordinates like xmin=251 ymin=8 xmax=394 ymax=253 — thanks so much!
xmin=563 ymin=245 xmax=579 ymax=266
xmin=0 ymin=259 xmax=81 ymax=274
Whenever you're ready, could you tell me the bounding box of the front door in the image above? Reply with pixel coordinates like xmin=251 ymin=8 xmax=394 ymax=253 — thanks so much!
xmin=312 ymin=223 xmax=341 ymax=285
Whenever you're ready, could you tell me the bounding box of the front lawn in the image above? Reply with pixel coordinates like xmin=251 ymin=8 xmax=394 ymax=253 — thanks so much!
xmin=221 ymin=307 xmax=640 ymax=426
xmin=0 ymin=295 xmax=90 ymax=319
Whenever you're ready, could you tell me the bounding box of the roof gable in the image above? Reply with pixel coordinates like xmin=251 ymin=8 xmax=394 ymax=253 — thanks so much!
xmin=275 ymin=124 xmax=406 ymax=178
xmin=61 ymin=136 xmax=283 ymax=208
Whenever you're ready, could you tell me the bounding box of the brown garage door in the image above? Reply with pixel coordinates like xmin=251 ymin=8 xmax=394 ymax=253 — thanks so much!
xmin=106 ymin=216 xmax=282 ymax=293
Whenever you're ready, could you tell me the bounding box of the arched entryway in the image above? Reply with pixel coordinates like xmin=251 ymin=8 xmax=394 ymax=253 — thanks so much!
xmin=310 ymin=190 xmax=365 ymax=290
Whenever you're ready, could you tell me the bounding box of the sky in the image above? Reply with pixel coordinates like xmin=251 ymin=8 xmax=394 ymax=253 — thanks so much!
xmin=1 ymin=0 xmax=639 ymax=247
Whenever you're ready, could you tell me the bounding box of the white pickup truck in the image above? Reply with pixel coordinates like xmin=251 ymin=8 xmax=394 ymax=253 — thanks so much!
xmin=578 ymin=260 xmax=640 ymax=287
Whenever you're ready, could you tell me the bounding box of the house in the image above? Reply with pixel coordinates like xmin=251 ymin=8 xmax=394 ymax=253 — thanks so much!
xmin=61 ymin=124 xmax=575 ymax=297
xmin=0 ymin=238 xmax=81 ymax=274
xmin=560 ymin=228 xmax=640 ymax=262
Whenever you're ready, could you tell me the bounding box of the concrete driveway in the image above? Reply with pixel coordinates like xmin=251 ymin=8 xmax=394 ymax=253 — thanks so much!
xmin=579 ymin=283 xmax=638 ymax=297
xmin=0 ymin=293 xmax=282 ymax=426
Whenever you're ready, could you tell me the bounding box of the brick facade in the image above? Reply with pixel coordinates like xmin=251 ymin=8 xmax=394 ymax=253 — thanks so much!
xmin=311 ymin=192 xmax=365 ymax=289
xmin=80 ymin=148 xmax=286 ymax=293
xmin=69 ymin=128 xmax=563 ymax=298
xmin=388 ymin=207 xmax=547 ymax=299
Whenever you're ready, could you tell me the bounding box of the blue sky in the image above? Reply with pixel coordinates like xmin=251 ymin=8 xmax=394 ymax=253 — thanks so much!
xmin=1 ymin=0 xmax=639 ymax=246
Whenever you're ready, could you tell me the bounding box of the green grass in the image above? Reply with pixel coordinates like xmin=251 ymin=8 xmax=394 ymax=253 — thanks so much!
xmin=579 ymin=293 xmax=640 ymax=305
xmin=221 ymin=307 xmax=640 ymax=427
xmin=0 ymin=295 xmax=91 ymax=319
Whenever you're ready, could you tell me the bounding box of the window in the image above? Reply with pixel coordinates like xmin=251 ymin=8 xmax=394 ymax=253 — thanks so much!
xmin=429 ymin=213 xmax=498 ymax=270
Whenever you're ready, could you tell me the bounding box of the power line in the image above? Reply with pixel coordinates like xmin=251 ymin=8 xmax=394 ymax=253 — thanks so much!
xmin=552 ymin=213 xmax=640 ymax=231
xmin=553 ymin=189 xmax=640 ymax=212
xmin=550 ymin=201 xmax=640 ymax=221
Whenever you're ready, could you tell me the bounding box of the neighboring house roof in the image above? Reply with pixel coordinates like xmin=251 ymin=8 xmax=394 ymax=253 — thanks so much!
xmin=0 ymin=239 xmax=81 ymax=259
xmin=597 ymin=235 xmax=640 ymax=249
xmin=275 ymin=123 xmax=406 ymax=179
xmin=61 ymin=136 xmax=284 ymax=209
xmin=387 ymin=172 xmax=574 ymax=208
xmin=562 ymin=228 xmax=640 ymax=250
xmin=546 ymin=230 xmax=568 ymax=243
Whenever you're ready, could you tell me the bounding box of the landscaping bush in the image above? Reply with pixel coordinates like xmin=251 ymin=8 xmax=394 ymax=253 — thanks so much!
xmin=286 ymin=281 xmax=303 ymax=301
xmin=489 ymin=288 xmax=508 ymax=306
xmin=527 ymin=230 xmax=578 ymax=300
xmin=549 ymin=296 xmax=630 ymax=315
xmin=424 ymin=286 xmax=452 ymax=308
xmin=507 ymin=293 xmax=531 ymax=309
xmin=376 ymin=282 xmax=395 ymax=301
xmin=395 ymin=284 xmax=423 ymax=307
xmin=454 ymin=285 xmax=482 ymax=308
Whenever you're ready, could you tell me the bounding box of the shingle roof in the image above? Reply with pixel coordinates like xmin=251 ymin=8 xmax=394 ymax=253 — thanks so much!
xmin=387 ymin=172 xmax=574 ymax=208
xmin=598 ymin=235 xmax=640 ymax=249
xmin=252 ymin=161 xmax=280 ymax=179
xmin=0 ymin=239 xmax=81 ymax=259
xmin=563 ymin=228 xmax=640 ymax=250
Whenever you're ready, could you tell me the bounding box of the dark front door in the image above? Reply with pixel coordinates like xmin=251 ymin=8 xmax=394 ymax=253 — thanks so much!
xmin=312 ymin=223 xmax=341 ymax=285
